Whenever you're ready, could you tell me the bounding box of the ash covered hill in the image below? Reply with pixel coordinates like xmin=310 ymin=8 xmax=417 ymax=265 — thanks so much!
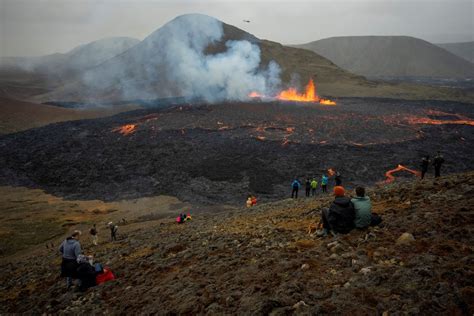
xmin=0 ymin=37 xmax=139 ymax=100
xmin=294 ymin=36 xmax=474 ymax=79
xmin=31 ymin=14 xmax=474 ymax=104
xmin=1 ymin=172 xmax=473 ymax=314
xmin=436 ymin=41 xmax=474 ymax=64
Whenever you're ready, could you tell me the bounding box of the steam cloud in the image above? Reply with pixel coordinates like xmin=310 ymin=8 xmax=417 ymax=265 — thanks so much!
xmin=82 ymin=14 xmax=282 ymax=103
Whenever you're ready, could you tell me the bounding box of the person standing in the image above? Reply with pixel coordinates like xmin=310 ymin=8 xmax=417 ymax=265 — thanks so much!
xmin=420 ymin=155 xmax=430 ymax=179
xmin=89 ymin=224 xmax=98 ymax=246
xmin=433 ymin=151 xmax=445 ymax=178
xmin=291 ymin=178 xmax=301 ymax=199
xmin=321 ymin=174 xmax=328 ymax=193
xmin=108 ymin=222 xmax=118 ymax=241
xmin=335 ymin=171 xmax=342 ymax=186
xmin=59 ymin=230 xmax=82 ymax=289
xmin=305 ymin=178 xmax=311 ymax=197
xmin=310 ymin=178 xmax=318 ymax=196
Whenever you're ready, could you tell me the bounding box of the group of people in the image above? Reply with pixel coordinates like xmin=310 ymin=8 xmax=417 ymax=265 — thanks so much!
xmin=291 ymin=171 xmax=340 ymax=199
xmin=421 ymin=151 xmax=445 ymax=179
xmin=316 ymin=185 xmax=382 ymax=237
xmin=59 ymin=231 xmax=115 ymax=291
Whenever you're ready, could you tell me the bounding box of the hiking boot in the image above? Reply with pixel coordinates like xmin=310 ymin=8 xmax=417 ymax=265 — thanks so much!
xmin=316 ymin=229 xmax=328 ymax=237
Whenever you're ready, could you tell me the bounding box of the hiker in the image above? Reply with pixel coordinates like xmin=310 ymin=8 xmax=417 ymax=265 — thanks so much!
xmin=246 ymin=196 xmax=253 ymax=208
xmin=59 ymin=230 xmax=82 ymax=289
xmin=89 ymin=224 xmax=98 ymax=246
xmin=108 ymin=222 xmax=118 ymax=241
xmin=335 ymin=171 xmax=342 ymax=186
xmin=433 ymin=151 xmax=445 ymax=178
xmin=251 ymin=196 xmax=257 ymax=206
xmin=291 ymin=178 xmax=301 ymax=199
xmin=305 ymin=178 xmax=311 ymax=197
xmin=321 ymin=174 xmax=328 ymax=193
xmin=310 ymin=178 xmax=318 ymax=196
xmin=420 ymin=155 xmax=430 ymax=179
xmin=76 ymin=255 xmax=98 ymax=291
xmin=351 ymin=186 xmax=382 ymax=229
xmin=316 ymin=186 xmax=355 ymax=237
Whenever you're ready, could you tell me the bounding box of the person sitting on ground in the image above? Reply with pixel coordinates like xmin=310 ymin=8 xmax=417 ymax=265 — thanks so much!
xmin=291 ymin=178 xmax=301 ymax=199
xmin=76 ymin=254 xmax=98 ymax=291
xmin=351 ymin=187 xmax=372 ymax=229
xmin=305 ymin=178 xmax=311 ymax=197
xmin=89 ymin=224 xmax=98 ymax=246
xmin=59 ymin=230 xmax=82 ymax=290
xmin=316 ymin=186 xmax=355 ymax=237
xmin=310 ymin=178 xmax=318 ymax=196
xmin=108 ymin=222 xmax=118 ymax=241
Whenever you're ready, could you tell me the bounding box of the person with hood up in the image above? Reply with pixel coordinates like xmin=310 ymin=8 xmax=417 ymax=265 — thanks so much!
xmin=305 ymin=178 xmax=311 ymax=197
xmin=76 ymin=254 xmax=98 ymax=291
xmin=321 ymin=174 xmax=328 ymax=193
xmin=316 ymin=186 xmax=355 ymax=237
xmin=351 ymin=186 xmax=377 ymax=229
xmin=291 ymin=178 xmax=301 ymax=199
xmin=59 ymin=230 xmax=82 ymax=289
xmin=310 ymin=178 xmax=318 ymax=196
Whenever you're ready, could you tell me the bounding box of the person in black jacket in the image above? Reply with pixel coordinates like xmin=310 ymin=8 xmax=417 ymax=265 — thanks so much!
xmin=433 ymin=151 xmax=445 ymax=178
xmin=316 ymin=186 xmax=355 ymax=237
xmin=76 ymin=255 xmax=98 ymax=291
xmin=305 ymin=178 xmax=311 ymax=197
xmin=420 ymin=155 xmax=430 ymax=179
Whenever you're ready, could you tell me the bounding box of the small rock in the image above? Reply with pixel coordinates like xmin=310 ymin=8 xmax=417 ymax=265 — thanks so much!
xmin=301 ymin=263 xmax=310 ymax=270
xmin=396 ymin=233 xmax=415 ymax=245
xmin=292 ymin=300 xmax=307 ymax=309
xmin=330 ymin=253 xmax=339 ymax=260
xmin=360 ymin=267 xmax=372 ymax=275
xmin=343 ymin=282 xmax=351 ymax=288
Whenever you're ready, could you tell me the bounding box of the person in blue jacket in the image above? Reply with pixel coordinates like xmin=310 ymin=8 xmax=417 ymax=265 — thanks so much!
xmin=321 ymin=174 xmax=329 ymax=193
xmin=291 ymin=178 xmax=301 ymax=199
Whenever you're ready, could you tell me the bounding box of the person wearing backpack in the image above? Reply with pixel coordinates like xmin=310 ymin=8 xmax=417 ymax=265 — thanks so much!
xmin=108 ymin=222 xmax=118 ymax=241
xmin=59 ymin=230 xmax=82 ymax=290
xmin=310 ymin=178 xmax=318 ymax=196
xmin=89 ymin=224 xmax=98 ymax=246
xmin=305 ymin=178 xmax=311 ymax=197
xmin=291 ymin=178 xmax=301 ymax=199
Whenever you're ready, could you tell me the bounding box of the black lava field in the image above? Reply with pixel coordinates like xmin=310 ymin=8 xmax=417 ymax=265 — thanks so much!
xmin=1 ymin=97 xmax=473 ymax=205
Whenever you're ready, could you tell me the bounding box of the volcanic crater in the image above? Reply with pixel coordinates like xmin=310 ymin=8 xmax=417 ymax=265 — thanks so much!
xmin=0 ymin=97 xmax=473 ymax=205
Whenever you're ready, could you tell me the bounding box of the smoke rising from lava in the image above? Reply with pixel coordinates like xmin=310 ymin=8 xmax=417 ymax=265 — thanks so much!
xmin=81 ymin=14 xmax=282 ymax=103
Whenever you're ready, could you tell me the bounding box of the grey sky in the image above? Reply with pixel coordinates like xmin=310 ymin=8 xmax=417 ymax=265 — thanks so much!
xmin=0 ymin=0 xmax=472 ymax=57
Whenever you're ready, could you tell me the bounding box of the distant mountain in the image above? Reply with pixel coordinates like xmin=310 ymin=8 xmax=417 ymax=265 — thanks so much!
xmin=436 ymin=41 xmax=474 ymax=64
xmin=294 ymin=36 xmax=474 ymax=79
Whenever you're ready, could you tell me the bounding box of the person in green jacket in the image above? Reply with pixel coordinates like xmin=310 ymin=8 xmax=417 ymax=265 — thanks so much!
xmin=310 ymin=178 xmax=318 ymax=196
xmin=351 ymin=187 xmax=381 ymax=228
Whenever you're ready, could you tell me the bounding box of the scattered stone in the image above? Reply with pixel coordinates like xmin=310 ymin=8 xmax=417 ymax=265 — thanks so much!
xmin=301 ymin=264 xmax=310 ymax=270
xmin=396 ymin=233 xmax=415 ymax=245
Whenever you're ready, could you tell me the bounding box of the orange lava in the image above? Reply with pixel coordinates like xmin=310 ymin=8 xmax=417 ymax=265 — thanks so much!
xmin=112 ymin=124 xmax=136 ymax=136
xmin=408 ymin=117 xmax=474 ymax=126
xmin=327 ymin=168 xmax=336 ymax=176
xmin=249 ymin=79 xmax=336 ymax=105
xmin=384 ymin=164 xmax=420 ymax=184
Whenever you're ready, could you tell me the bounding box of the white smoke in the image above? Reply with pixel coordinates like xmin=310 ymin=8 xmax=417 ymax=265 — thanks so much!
xmin=81 ymin=14 xmax=282 ymax=103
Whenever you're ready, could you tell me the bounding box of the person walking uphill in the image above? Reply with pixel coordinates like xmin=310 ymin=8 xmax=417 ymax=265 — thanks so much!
xmin=433 ymin=151 xmax=445 ymax=178
xmin=291 ymin=178 xmax=301 ymax=199
xmin=316 ymin=186 xmax=355 ymax=237
xmin=59 ymin=230 xmax=82 ymax=289
xmin=420 ymin=155 xmax=430 ymax=180
xmin=305 ymin=178 xmax=311 ymax=197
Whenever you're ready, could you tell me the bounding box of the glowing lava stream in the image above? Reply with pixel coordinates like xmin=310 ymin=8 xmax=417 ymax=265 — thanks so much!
xmin=112 ymin=124 xmax=137 ymax=136
xmin=384 ymin=164 xmax=420 ymax=184
xmin=249 ymin=79 xmax=336 ymax=105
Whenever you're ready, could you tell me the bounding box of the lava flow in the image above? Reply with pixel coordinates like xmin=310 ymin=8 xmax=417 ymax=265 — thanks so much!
xmin=384 ymin=164 xmax=420 ymax=184
xmin=112 ymin=124 xmax=137 ymax=136
xmin=249 ymin=79 xmax=336 ymax=105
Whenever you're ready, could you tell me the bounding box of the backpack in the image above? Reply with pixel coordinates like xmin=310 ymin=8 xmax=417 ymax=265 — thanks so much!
xmin=292 ymin=181 xmax=299 ymax=189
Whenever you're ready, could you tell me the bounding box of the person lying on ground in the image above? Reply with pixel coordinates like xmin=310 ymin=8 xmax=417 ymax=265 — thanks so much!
xmin=316 ymin=186 xmax=355 ymax=237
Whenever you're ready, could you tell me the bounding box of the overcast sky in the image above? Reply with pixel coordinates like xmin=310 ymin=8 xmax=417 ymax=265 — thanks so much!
xmin=0 ymin=0 xmax=472 ymax=57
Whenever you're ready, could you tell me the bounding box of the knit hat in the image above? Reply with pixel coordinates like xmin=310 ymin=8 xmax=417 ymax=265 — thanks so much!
xmin=334 ymin=186 xmax=345 ymax=197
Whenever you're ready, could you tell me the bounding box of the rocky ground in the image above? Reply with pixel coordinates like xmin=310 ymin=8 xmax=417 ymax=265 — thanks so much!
xmin=1 ymin=172 xmax=473 ymax=314
xmin=1 ymin=98 xmax=473 ymax=205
